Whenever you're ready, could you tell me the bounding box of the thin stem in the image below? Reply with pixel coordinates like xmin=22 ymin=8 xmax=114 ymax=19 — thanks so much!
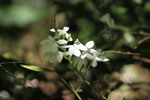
xmin=55 ymin=72 xmax=82 ymax=100
xmin=0 ymin=62 xmax=23 ymax=65
xmin=72 ymin=64 xmax=106 ymax=99
xmin=84 ymin=61 xmax=92 ymax=73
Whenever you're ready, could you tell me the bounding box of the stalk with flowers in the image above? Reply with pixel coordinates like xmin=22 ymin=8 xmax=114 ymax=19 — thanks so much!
xmin=40 ymin=26 xmax=109 ymax=100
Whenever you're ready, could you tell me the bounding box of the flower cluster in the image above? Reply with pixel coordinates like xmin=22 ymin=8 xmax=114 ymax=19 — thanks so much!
xmin=41 ymin=27 xmax=109 ymax=67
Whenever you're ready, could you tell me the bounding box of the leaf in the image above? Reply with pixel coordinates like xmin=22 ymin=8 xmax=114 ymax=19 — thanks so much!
xmin=57 ymin=52 xmax=63 ymax=63
xmin=123 ymin=97 xmax=127 ymax=100
xmin=40 ymin=39 xmax=49 ymax=44
xmin=100 ymin=13 xmax=115 ymax=27
xmin=41 ymin=36 xmax=59 ymax=63
xmin=76 ymin=88 xmax=83 ymax=93
xmin=91 ymin=60 xmax=97 ymax=67
xmin=2 ymin=52 xmax=17 ymax=60
xmin=73 ymin=57 xmax=87 ymax=69
xmin=21 ymin=65 xmax=55 ymax=72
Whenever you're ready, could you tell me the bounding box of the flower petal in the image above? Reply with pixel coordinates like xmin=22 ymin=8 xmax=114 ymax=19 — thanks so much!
xmin=50 ymin=28 xmax=55 ymax=32
xmin=89 ymin=49 xmax=97 ymax=54
xmin=69 ymin=37 xmax=73 ymax=41
xmin=57 ymin=39 xmax=68 ymax=44
xmin=85 ymin=41 xmax=94 ymax=48
xmin=65 ymin=33 xmax=69 ymax=39
xmin=81 ymin=53 xmax=87 ymax=59
xmin=103 ymin=58 xmax=109 ymax=61
xmin=73 ymin=48 xmax=81 ymax=57
xmin=68 ymin=46 xmax=75 ymax=56
xmin=97 ymin=56 xmax=109 ymax=62
xmin=74 ymin=43 xmax=87 ymax=51
xmin=62 ymin=45 xmax=73 ymax=48
xmin=95 ymin=57 xmax=101 ymax=61
xmin=63 ymin=27 xmax=69 ymax=31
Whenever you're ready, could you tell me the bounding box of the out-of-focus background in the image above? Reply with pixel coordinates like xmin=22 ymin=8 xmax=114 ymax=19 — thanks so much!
xmin=0 ymin=0 xmax=150 ymax=100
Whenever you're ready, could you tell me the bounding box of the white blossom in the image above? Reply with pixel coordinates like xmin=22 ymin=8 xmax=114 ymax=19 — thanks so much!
xmin=80 ymin=41 xmax=109 ymax=67
xmin=50 ymin=27 xmax=72 ymax=41
xmin=42 ymin=26 xmax=109 ymax=66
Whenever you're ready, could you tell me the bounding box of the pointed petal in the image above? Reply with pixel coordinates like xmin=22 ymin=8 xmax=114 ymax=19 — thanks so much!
xmin=50 ymin=28 xmax=56 ymax=32
xmin=58 ymin=29 xmax=64 ymax=35
xmin=62 ymin=45 xmax=72 ymax=48
xmin=73 ymin=49 xmax=81 ymax=57
xmin=85 ymin=41 xmax=94 ymax=48
xmin=95 ymin=57 xmax=101 ymax=61
xmin=57 ymin=39 xmax=68 ymax=44
xmin=74 ymin=43 xmax=87 ymax=51
xmin=68 ymin=46 xmax=75 ymax=56
xmin=81 ymin=53 xmax=87 ymax=59
xmin=69 ymin=37 xmax=73 ymax=41
xmin=89 ymin=49 xmax=97 ymax=53
xmin=97 ymin=56 xmax=109 ymax=62
xmin=65 ymin=33 xmax=69 ymax=39
xmin=63 ymin=27 xmax=69 ymax=31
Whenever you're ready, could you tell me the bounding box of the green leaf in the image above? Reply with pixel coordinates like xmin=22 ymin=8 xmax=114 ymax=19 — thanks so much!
xmin=123 ymin=97 xmax=127 ymax=100
xmin=73 ymin=57 xmax=87 ymax=69
xmin=40 ymin=39 xmax=49 ymax=44
xmin=41 ymin=36 xmax=59 ymax=63
xmin=76 ymin=88 xmax=83 ymax=93
xmin=21 ymin=65 xmax=55 ymax=72
xmin=2 ymin=52 xmax=17 ymax=60
xmin=100 ymin=13 xmax=115 ymax=27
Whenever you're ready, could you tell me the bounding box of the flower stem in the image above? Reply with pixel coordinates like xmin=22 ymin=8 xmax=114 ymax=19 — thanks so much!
xmin=55 ymin=72 xmax=82 ymax=100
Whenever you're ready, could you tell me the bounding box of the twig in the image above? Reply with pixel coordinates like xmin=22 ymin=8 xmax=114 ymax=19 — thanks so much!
xmin=102 ymin=50 xmax=140 ymax=56
xmin=0 ymin=62 xmax=23 ymax=65
xmin=133 ymin=56 xmax=150 ymax=64
xmin=134 ymin=37 xmax=150 ymax=49
xmin=132 ymin=31 xmax=150 ymax=36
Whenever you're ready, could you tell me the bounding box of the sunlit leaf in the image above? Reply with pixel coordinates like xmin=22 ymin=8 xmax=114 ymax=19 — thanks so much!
xmin=2 ymin=52 xmax=17 ymax=60
xmin=21 ymin=65 xmax=55 ymax=72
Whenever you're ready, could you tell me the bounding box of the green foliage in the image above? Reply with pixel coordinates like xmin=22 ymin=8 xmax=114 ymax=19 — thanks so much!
xmin=100 ymin=13 xmax=115 ymax=28
xmin=21 ymin=65 xmax=55 ymax=72
xmin=40 ymin=36 xmax=59 ymax=63
xmin=123 ymin=97 xmax=127 ymax=100
xmin=2 ymin=52 xmax=17 ymax=60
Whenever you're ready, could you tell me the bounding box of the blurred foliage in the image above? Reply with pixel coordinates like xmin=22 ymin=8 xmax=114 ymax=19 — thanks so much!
xmin=0 ymin=0 xmax=150 ymax=100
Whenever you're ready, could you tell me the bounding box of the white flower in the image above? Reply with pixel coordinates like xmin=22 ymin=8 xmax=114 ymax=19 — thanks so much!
xmin=63 ymin=45 xmax=81 ymax=57
xmin=50 ymin=27 xmax=72 ymax=41
xmin=80 ymin=41 xmax=96 ymax=59
xmin=80 ymin=41 xmax=109 ymax=67
xmin=62 ymin=40 xmax=88 ymax=57
xmin=57 ymin=27 xmax=69 ymax=36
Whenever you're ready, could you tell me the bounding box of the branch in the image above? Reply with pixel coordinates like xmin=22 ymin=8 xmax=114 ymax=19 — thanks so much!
xmin=132 ymin=31 xmax=150 ymax=36
xmin=133 ymin=56 xmax=150 ymax=64
xmin=134 ymin=37 xmax=150 ymax=49
xmin=102 ymin=50 xmax=140 ymax=56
